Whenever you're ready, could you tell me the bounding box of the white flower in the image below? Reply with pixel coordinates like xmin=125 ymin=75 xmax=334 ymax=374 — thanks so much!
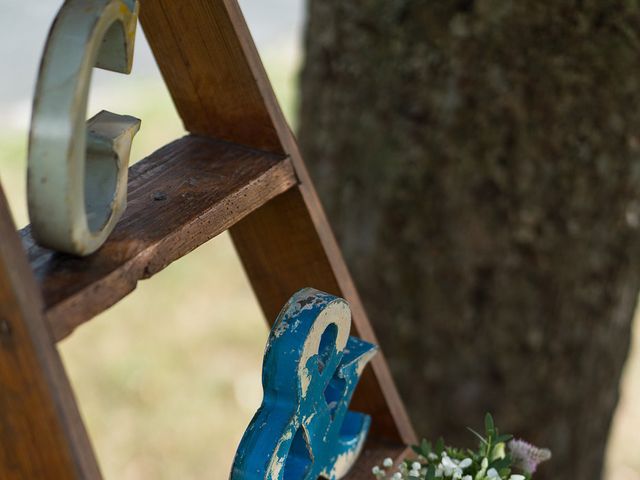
xmin=486 ymin=468 xmax=500 ymax=478
xmin=392 ymin=473 xmax=402 ymax=480
xmin=441 ymin=455 xmax=466 ymax=479
xmin=459 ymin=458 xmax=472 ymax=469
xmin=411 ymin=462 xmax=421 ymax=471
xmin=372 ymin=465 xmax=387 ymax=478
xmin=475 ymin=457 xmax=489 ymax=479
xmin=383 ymin=458 xmax=394 ymax=468
xmin=462 ymin=476 xmax=472 ymax=480
xmin=509 ymin=476 xmax=525 ymax=480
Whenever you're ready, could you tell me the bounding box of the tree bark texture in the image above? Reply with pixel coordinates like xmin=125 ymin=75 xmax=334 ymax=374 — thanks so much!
xmin=299 ymin=2 xmax=640 ymax=479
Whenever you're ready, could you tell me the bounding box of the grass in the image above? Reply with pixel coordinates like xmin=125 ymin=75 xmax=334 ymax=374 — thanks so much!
xmin=62 ymin=234 xmax=267 ymax=479
xmin=1 ymin=50 xmax=638 ymax=479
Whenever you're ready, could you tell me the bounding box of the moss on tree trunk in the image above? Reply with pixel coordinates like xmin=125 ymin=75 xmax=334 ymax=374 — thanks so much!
xmin=299 ymin=1 xmax=640 ymax=478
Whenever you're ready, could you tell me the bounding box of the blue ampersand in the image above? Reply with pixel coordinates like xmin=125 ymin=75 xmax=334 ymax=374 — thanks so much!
xmin=231 ymin=288 xmax=378 ymax=479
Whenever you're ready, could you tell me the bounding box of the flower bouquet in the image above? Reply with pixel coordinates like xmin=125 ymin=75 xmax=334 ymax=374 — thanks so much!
xmin=372 ymin=414 xmax=551 ymax=480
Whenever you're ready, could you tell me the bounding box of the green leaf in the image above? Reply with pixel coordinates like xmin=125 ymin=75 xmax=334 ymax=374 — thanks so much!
xmin=490 ymin=456 xmax=511 ymax=470
xmin=425 ymin=464 xmax=436 ymax=480
xmin=435 ymin=437 xmax=445 ymax=455
xmin=484 ymin=413 xmax=495 ymax=436
xmin=412 ymin=438 xmax=433 ymax=458
xmin=495 ymin=434 xmax=513 ymax=443
xmin=466 ymin=427 xmax=488 ymax=445
xmin=422 ymin=439 xmax=432 ymax=456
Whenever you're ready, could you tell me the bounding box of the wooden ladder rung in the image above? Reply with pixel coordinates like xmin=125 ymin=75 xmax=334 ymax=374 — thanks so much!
xmin=346 ymin=439 xmax=412 ymax=479
xmin=20 ymin=134 xmax=297 ymax=342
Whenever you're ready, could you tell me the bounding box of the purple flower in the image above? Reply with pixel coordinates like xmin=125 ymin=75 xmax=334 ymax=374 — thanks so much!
xmin=508 ymin=439 xmax=552 ymax=474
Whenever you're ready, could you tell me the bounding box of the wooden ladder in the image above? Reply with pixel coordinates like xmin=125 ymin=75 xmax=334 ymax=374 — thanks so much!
xmin=0 ymin=1 xmax=416 ymax=478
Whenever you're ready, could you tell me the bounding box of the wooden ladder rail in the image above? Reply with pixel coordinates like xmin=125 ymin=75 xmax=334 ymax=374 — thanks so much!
xmin=138 ymin=0 xmax=416 ymax=446
xmin=0 ymin=187 xmax=100 ymax=479
xmin=0 ymin=0 xmax=416 ymax=478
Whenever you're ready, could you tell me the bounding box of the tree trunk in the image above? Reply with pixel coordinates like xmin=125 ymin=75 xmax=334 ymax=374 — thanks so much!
xmin=298 ymin=2 xmax=640 ymax=478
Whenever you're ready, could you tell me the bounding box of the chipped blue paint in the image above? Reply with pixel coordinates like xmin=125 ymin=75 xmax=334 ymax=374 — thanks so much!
xmin=231 ymin=288 xmax=377 ymax=480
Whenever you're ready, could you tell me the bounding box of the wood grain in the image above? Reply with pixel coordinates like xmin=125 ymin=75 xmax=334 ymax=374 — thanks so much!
xmin=21 ymin=135 xmax=296 ymax=342
xmin=0 ymin=186 xmax=101 ymax=479
xmin=139 ymin=0 xmax=283 ymax=154
xmin=139 ymin=0 xmax=416 ymax=445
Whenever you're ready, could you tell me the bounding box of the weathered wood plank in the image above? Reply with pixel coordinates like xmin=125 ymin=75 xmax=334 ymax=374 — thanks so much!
xmin=139 ymin=0 xmax=283 ymax=154
xmin=139 ymin=0 xmax=417 ymax=445
xmin=0 ymin=186 xmax=101 ymax=479
xmin=21 ymin=135 xmax=296 ymax=341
